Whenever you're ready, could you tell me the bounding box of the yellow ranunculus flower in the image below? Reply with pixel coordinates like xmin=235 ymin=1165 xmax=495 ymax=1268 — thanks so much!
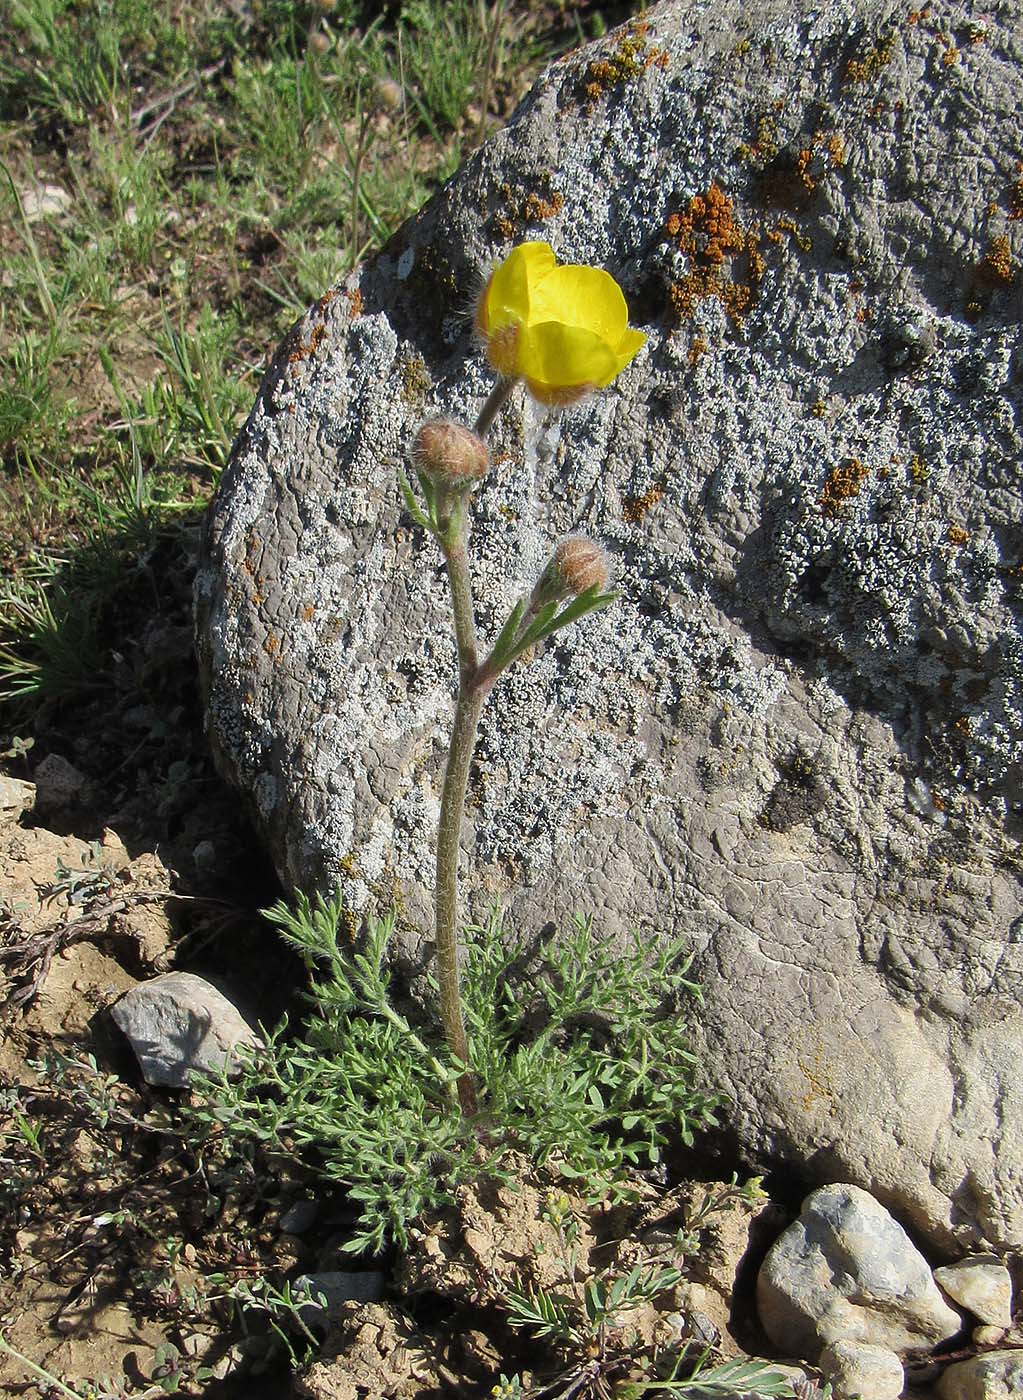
xmin=476 ymin=241 xmax=646 ymax=406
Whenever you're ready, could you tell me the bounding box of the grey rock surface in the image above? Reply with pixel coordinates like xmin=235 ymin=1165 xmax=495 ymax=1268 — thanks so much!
xmin=196 ymin=0 xmax=1023 ymax=1248
xmin=933 ymin=1255 xmax=1014 ymax=1328
xmin=756 ymin=1184 xmax=961 ymax=1358
xmin=936 ymin=1351 xmax=1023 ymax=1400
xmin=818 ymin=1339 xmax=904 ymax=1400
xmin=110 ymin=972 xmax=261 ymax=1087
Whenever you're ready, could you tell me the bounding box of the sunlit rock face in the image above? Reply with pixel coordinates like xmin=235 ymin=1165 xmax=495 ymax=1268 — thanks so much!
xmin=197 ymin=0 xmax=1023 ymax=1251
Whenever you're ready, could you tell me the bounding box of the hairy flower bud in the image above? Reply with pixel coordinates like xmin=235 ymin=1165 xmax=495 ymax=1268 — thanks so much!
xmin=530 ymin=536 xmax=610 ymax=612
xmin=551 ymin=536 xmax=609 ymax=594
xmin=412 ymin=418 xmax=489 ymax=487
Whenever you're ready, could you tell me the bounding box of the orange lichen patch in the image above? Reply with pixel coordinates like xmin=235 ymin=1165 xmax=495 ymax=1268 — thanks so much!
xmin=522 ymin=190 xmax=565 ymax=222
xmin=666 ymin=183 xmax=763 ymax=325
xmin=623 ymin=482 xmax=665 ymax=523
xmin=301 ymin=604 xmax=316 ymax=622
xmin=843 ymin=30 xmax=895 ymax=82
xmin=947 ymin=524 xmax=969 ymax=545
xmin=289 ymin=319 xmax=327 ymax=365
xmin=795 ymin=132 xmax=847 ymax=190
xmin=345 ymin=287 xmax=364 ymax=317
xmin=941 ymin=41 xmax=959 ymax=65
xmin=906 ymin=7 xmax=931 ymax=22
xmin=688 ymin=336 xmax=708 ymax=367
xmin=582 ymin=21 xmax=669 ymax=105
xmin=263 ymin=633 xmax=280 ymax=658
xmin=980 ymin=234 xmax=1015 ymax=283
xmin=819 ymin=458 xmax=869 ymax=516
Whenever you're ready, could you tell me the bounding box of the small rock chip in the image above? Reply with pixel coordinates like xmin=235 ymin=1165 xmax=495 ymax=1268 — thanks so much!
xmin=820 ymin=1339 xmax=904 ymax=1400
xmin=757 ymin=1184 xmax=962 ymax=1358
xmin=936 ymin=1351 xmax=1023 ymax=1399
xmin=933 ymin=1256 xmax=1013 ymax=1329
xmin=33 ymin=753 xmax=88 ymax=812
xmin=0 ymin=774 xmax=34 ymax=823
xmin=110 ymin=972 xmax=261 ymax=1087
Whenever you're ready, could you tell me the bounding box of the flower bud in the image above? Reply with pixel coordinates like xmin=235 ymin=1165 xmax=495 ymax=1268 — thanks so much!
xmin=412 ymin=418 xmax=490 ymax=487
xmin=550 ymin=536 xmax=610 ymax=594
xmin=309 ymin=31 xmax=331 ymax=54
xmin=530 ymin=536 xmax=610 ymax=612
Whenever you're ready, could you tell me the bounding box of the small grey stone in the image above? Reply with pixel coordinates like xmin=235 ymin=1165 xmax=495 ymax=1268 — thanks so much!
xmin=20 ymin=182 xmax=72 ymax=221
xmin=279 ymin=1199 xmax=320 ymax=1235
xmin=110 ymin=972 xmax=262 ymax=1087
xmin=192 ymin=839 xmax=217 ymax=873
xmin=292 ymin=1271 xmax=387 ymax=1327
xmin=33 ymin=754 xmax=88 ymax=812
xmin=936 ymin=1351 xmax=1023 ymax=1400
xmin=757 ymin=1184 xmax=961 ymax=1358
xmin=933 ymin=1256 xmax=1013 ymax=1329
xmin=819 ymin=1339 xmax=904 ymax=1400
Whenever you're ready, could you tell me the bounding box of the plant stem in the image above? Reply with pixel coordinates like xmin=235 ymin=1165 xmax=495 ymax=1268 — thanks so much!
xmin=474 ymin=375 xmax=515 ymax=437
xmin=433 ymin=375 xmax=517 ymax=1115
xmin=435 ymin=671 xmax=485 ymax=1116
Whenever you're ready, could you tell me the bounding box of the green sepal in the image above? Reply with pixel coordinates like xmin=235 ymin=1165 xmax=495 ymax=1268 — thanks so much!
xmin=487 ymin=597 xmax=528 ymax=672
xmin=507 ymin=587 xmax=617 ymax=667
xmin=397 ymin=465 xmax=430 ymax=530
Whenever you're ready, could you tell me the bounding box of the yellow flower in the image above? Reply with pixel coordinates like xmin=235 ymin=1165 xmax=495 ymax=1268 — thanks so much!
xmin=476 ymin=241 xmax=646 ymax=406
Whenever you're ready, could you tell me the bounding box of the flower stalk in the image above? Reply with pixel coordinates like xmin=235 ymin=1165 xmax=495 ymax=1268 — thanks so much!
xmin=401 ymin=242 xmax=641 ymax=1115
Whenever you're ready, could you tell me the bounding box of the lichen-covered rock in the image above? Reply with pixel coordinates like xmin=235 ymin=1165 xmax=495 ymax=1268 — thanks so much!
xmin=757 ymin=1184 xmax=961 ymax=1358
xmin=196 ymin=0 xmax=1023 ymax=1248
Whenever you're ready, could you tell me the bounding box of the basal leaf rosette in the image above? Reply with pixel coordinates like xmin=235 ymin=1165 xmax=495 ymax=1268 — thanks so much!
xmin=477 ymin=241 xmax=646 ymax=406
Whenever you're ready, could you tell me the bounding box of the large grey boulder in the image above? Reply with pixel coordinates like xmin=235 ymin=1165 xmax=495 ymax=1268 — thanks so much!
xmin=196 ymin=0 xmax=1023 ymax=1250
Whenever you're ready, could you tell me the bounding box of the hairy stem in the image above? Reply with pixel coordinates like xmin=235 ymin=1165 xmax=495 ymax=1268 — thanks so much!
xmin=435 ymin=671 xmax=485 ymax=1116
xmin=474 ymin=375 xmax=515 ymax=437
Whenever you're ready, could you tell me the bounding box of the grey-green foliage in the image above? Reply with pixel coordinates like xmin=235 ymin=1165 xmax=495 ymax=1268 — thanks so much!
xmin=190 ymin=893 xmax=719 ymax=1254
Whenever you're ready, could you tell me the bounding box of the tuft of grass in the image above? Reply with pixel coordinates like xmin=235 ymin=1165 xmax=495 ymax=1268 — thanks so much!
xmin=188 ymin=895 xmax=720 ymax=1255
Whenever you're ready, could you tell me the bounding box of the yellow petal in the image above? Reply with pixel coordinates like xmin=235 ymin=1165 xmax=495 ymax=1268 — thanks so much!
xmin=517 ymin=321 xmax=620 ymax=391
xmin=525 ymin=265 xmax=630 ymax=343
xmin=606 ymin=327 xmax=647 ymax=384
xmin=484 ymin=241 xmax=556 ymax=333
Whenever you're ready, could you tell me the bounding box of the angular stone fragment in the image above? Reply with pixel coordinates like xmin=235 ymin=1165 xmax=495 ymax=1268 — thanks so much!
xmin=196 ymin=0 xmax=1023 ymax=1252
xmin=110 ymin=972 xmax=261 ymax=1087
xmin=757 ymin=1184 xmax=961 ymax=1358
xmin=933 ymin=1256 xmax=1013 ymax=1329
xmin=819 ymin=1339 xmax=904 ymax=1400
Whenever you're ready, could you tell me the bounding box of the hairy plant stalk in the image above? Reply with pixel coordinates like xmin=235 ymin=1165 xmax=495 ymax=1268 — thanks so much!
xmin=434 ymin=670 xmax=485 ymax=1116
xmin=474 ymin=375 xmax=515 ymax=437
